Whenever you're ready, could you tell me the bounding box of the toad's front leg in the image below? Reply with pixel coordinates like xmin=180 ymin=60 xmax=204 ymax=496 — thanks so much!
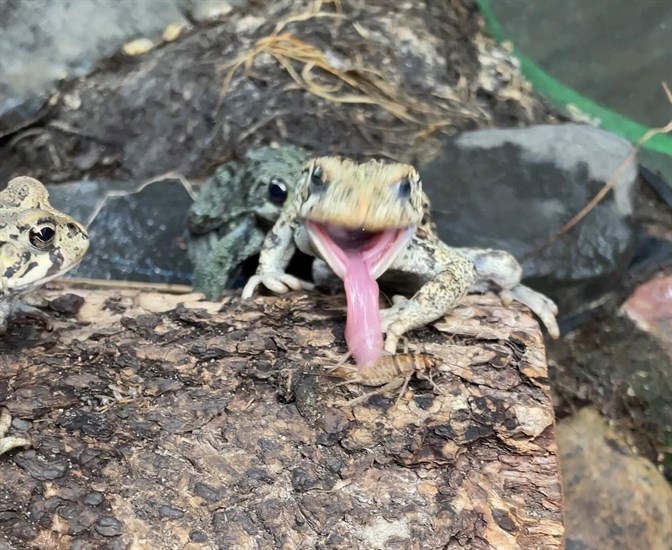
xmin=381 ymin=243 xmax=476 ymax=354
xmin=241 ymin=209 xmax=313 ymax=298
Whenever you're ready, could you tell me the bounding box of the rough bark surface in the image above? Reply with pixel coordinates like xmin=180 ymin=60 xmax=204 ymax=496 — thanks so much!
xmin=0 ymin=284 xmax=564 ymax=549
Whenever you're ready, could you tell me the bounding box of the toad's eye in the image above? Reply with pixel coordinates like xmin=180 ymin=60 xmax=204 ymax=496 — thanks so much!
xmin=310 ymin=166 xmax=325 ymax=190
xmin=398 ymin=178 xmax=412 ymax=200
xmin=268 ymin=176 xmax=288 ymax=206
xmin=29 ymin=222 xmax=56 ymax=249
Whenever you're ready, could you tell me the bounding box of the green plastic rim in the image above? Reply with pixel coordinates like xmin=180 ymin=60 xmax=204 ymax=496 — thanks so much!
xmin=475 ymin=0 xmax=672 ymax=156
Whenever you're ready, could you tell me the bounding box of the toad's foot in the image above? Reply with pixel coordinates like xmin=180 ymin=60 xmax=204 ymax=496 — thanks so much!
xmin=380 ymin=295 xmax=418 ymax=355
xmin=500 ymin=284 xmax=559 ymax=338
xmin=0 ymin=408 xmax=30 ymax=455
xmin=456 ymin=248 xmax=559 ymax=338
xmin=13 ymin=303 xmax=55 ymax=332
xmin=241 ymin=271 xmax=314 ymax=299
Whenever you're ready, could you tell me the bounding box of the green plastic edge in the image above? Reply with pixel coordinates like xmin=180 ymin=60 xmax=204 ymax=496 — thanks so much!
xmin=474 ymin=0 xmax=672 ymax=156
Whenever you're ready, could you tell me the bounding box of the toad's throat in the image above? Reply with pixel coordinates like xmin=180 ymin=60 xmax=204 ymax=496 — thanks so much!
xmin=305 ymin=221 xmax=414 ymax=366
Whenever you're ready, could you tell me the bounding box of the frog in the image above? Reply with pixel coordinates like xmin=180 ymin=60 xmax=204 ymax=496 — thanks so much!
xmin=187 ymin=145 xmax=307 ymax=299
xmin=0 ymin=176 xmax=90 ymax=335
xmin=242 ymin=156 xmax=559 ymax=366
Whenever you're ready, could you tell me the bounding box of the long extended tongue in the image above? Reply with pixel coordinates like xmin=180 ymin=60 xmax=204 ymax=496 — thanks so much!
xmin=343 ymin=253 xmax=384 ymax=366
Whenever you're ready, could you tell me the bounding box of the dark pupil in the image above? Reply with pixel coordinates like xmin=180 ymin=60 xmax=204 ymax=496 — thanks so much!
xmin=268 ymin=177 xmax=288 ymax=205
xmin=29 ymin=225 xmax=56 ymax=247
xmin=398 ymin=179 xmax=412 ymax=199
xmin=311 ymin=168 xmax=324 ymax=188
xmin=36 ymin=227 xmax=55 ymax=242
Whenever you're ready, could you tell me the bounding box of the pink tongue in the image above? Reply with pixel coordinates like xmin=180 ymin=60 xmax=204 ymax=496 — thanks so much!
xmin=343 ymin=252 xmax=384 ymax=366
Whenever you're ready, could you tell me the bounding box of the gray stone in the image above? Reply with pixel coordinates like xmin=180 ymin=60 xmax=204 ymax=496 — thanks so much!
xmin=0 ymin=0 xmax=196 ymax=131
xmin=65 ymin=177 xmax=195 ymax=284
xmin=558 ymin=408 xmax=672 ymax=550
xmin=422 ymin=124 xmax=637 ymax=314
xmin=46 ymin=180 xmax=140 ymax=227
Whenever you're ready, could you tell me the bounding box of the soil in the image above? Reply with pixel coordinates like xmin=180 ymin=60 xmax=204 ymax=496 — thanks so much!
xmin=0 ymin=0 xmax=558 ymax=184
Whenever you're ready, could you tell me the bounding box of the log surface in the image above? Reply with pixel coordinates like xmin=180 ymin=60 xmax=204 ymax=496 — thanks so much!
xmin=0 ymin=284 xmax=564 ymax=549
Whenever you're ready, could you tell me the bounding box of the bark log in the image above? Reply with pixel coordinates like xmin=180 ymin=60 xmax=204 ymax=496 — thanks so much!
xmin=0 ymin=283 xmax=564 ymax=549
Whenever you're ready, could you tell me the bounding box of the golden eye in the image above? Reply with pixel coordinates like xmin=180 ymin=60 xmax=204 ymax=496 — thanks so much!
xmin=29 ymin=222 xmax=56 ymax=249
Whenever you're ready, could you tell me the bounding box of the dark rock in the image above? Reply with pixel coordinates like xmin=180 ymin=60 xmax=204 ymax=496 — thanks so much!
xmin=422 ymin=124 xmax=637 ymax=315
xmin=0 ymin=0 xmax=194 ymax=130
xmin=66 ymin=177 xmax=194 ymax=284
xmin=193 ymin=482 xmax=222 ymax=502
xmin=83 ymin=492 xmax=105 ymax=506
xmin=56 ymin=410 xmax=114 ymax=441
xmin=189 ymin=529 xmax=208 ymax=542
xmin=46 ymin=180 xmax=139 ymax=228
xmin=48 ymin=294 xmax=86 ymax=315
xmin=157 ymin=505 xmax=184 ymax=519
xmin=14 ymin=450 xmax=69 ymax=481
xmin=94 ymin=516 xmax=123 ymax=537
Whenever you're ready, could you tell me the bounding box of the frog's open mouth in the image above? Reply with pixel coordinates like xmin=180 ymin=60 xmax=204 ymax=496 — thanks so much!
xmin=305 ymin=221 xmax=414 ymax=281
xmin=305 ymin=220 xmax=414 ymax=366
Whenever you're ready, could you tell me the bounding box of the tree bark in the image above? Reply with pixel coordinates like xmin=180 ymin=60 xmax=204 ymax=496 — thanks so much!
xmin=0 ymin=283 xmax=564 ymax=549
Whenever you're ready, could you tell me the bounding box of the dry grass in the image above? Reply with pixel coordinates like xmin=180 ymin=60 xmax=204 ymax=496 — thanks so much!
xmin=215 ymin=1 xmax=483 ymax=132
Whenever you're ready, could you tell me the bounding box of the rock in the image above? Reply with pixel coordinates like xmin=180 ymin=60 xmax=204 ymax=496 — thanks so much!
xmin=0 ymin=0 xmax=557 ymax=184
xmin=46 ymin=180 xmax=139 ymax=227
xmin=422 ymin=124 xmax=637 ymax=316
xmin=558 ymin=408 xmax=672 ymax=550
xmin=0 ymin=0 xmax=199 ymax=133
xmin=622 ymin=274 xmax=672 ymax=358
xmin=66 ymin=177 xmax=194 ymax=284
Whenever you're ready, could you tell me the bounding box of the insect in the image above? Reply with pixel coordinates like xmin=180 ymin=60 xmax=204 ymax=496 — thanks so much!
xmin=326 ymin=352 xmax=441 ymax=407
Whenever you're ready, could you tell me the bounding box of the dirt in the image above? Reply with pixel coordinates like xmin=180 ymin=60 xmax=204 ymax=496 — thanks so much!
xmin=0 ymin=0 xmax=559 ymax=185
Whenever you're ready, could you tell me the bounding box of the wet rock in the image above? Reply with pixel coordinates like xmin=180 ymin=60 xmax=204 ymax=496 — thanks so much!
xmin=423 ymin=124 xmax=637 ymax=316
xmin=558 ymin=408 xmax=672 ymax=550
xmin=622 ymin=274 xmax=672 ymax=358
xmin=66 ymin=176 xmax=194 ymax=284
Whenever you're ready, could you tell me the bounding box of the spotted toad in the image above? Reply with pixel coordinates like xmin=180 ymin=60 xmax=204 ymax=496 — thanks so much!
xmin=242 ymin=157 xmax=558 ymax=365
xmin=187 ymin=146 xmax=306 ymax=299
xmin=0 ymin=176 xmax=89 ymax=335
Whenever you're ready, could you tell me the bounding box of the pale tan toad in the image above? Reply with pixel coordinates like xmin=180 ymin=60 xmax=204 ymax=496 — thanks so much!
xmin=242 ymin=157 xmax=558 ymax=365
xmin=0 ymin=176 xmax=90 ymax=335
